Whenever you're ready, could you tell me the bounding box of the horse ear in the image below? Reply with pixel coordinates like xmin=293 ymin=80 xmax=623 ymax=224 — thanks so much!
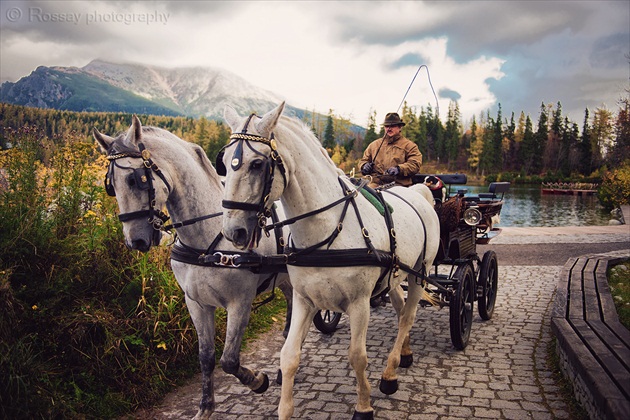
xmin=256 ymin=101 xmax=285 ymax=136
xmin=224 ymin=105 xmax=240 ymax=131
xmin=93 ymin=127 xmax=115 ymax=153
xmin=128 ymin=115 xmax=143 ymax=144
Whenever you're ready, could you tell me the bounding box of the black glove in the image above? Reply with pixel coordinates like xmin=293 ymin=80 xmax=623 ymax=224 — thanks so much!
xmin=361 ymin=162 xmax=374 ymax=175
xmin=386 ymin=166 xmax=400 ymax=176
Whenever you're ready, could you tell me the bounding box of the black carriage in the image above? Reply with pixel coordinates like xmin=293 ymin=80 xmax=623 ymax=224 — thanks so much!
xmin=413 ymin=174 xmax=509 ymax=349
xmin=315 ymin=174 xmax=510 ymax=350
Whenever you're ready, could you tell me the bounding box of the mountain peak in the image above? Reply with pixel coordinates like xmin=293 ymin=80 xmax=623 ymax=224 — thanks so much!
xmin=81 ymin=59 xmax=285 ymax=118
xmin=1 ymin=60 xmax=289 ymax=120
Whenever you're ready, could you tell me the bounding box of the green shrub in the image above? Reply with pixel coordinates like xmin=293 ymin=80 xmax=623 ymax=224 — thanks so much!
xmin=0 ymin=126 xmax=286 ymax=418
xmin=598 ymin=160 xmax=630 ymax=211
xmin=609 ymin=261 xmax=630 ymax=330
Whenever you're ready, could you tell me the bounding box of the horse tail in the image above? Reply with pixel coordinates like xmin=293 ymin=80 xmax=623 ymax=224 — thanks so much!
xmin=420 ymin=280 xmax=439 ymax=307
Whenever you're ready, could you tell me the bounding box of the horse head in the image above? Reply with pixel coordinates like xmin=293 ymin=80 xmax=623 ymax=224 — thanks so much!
xmin=220 ymin=102 xmax=287 ymax=250
xmin=94 ymin=116 xmax=172 ymax=252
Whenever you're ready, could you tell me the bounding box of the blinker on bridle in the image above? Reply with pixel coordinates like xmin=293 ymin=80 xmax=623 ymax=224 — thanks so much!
xmin=105 ymin=143 xmax=171 ymax=244
xmin=218 ymin=113 xmax=287 ymax=232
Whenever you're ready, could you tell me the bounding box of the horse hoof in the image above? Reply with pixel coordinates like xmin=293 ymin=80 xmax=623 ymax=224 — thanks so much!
xmin=379 ymin=378 xmax=398 ymax=395
xmin=400 ymin=354 xmax=413 ymax=368
xmin=351 ymin=410 xmax=374 ymax=420
xmin=276 ymin=369 xmax=282 ymax=385
xmin=252 ymin=373 xmax=269 ymax=394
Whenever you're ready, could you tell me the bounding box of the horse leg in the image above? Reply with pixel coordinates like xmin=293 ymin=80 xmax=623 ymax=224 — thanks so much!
xmin=276 ymin=279 xmax=293 ymax=384
xmin=380 ymin=277 xmax=423 ymax=395
xmin=278 ymin=279 xmax=293 ymax=339
xmin=346 ymin=299 xmax=374 ymax=419
xmin=387 ymin=285 xmax=414 ymax=368
xmin=220 ymin=302 xmax=270 ymax=393
xmin=186 ymin=297 xmax=217 ymax=420
xmin=278 ymin=295 xmax=316 ymax=420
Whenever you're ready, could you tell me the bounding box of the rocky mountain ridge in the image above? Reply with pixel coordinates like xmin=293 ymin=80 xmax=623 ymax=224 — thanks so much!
xmin=0 ymin=59 xmax=293 ymax=120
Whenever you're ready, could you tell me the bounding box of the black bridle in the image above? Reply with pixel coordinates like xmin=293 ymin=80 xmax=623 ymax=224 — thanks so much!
xmin=105 ymin=143 xmax=172 ymax=245
xmin=217 ymin=114 xmax=287 ymax=236
xmin=106 ymin=143 xmax=226 ymax=243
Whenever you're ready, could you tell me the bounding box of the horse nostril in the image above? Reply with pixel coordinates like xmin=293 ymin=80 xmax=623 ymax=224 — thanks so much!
xmin=234 ymin=228 xmax=248 ymax=247
xmin=131 ymin=239 xmax=151 ymax=253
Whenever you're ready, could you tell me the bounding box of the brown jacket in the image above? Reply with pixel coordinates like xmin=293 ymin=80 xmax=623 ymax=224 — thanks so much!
xmin=359 ymin=134 xmax=422 ymax=187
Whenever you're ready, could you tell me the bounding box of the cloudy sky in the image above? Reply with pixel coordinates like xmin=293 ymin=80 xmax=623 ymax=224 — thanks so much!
xmin=1 ymin=0 xmax=628 ymax=127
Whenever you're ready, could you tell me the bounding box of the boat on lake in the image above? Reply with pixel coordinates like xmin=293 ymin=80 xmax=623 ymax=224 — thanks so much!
xmin=540 ymin=182 xmax=598 ymax=196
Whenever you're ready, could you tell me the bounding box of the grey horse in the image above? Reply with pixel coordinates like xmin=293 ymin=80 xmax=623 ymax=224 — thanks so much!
xmin=94 ymin=116 xmax=292 ymax=419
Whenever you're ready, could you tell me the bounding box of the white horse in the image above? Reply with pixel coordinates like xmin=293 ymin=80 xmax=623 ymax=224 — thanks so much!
xmin=220 ymin=102 xmax=440 ymax=419
xmin=93 ymin=116 xmax=293 ymax=419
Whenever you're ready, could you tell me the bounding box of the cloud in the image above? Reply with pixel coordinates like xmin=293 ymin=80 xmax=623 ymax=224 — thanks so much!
xmin=590 ymin=33 xmax=629 ymax=69
xmin=1 ymin=0 xmax=627 ymax=126
xmin=439 ymin=88 xmax=461 ymax=101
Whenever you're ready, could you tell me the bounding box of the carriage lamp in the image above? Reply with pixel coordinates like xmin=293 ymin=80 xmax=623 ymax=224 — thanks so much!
xmin=463 ymin=207 xmax=482 ymax=226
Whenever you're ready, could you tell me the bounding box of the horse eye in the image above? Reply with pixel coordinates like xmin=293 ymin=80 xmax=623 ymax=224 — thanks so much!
xmin=126 ymin=174 xmax=136 ymax=187
xmin=250 ymin=159 xmax=264 ymax=170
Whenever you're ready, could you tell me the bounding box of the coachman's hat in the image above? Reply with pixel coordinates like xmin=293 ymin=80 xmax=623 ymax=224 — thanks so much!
xmin=383 ymin=112 xmax=406 ymax=127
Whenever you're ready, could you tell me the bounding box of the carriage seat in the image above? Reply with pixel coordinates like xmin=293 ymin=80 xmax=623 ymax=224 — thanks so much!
xmin=412 ymin=173 xmax=468 ymax=186
xmin=478 ymin=182 xmax=510 ymax=201
xmin=412 ymin=173 xmax=468 ymax=204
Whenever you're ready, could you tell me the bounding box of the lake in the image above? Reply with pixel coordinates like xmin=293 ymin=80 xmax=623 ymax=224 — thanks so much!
xmin=455 ymin=184 xmax=611 ymax=227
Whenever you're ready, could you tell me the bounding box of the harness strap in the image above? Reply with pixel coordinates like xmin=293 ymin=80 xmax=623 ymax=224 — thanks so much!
xmin=139 ymin=143 xmax=171 ymax=192
xmin=222 ymin=200 xmax=260 ymax=211
xmin=118 ymin=209 xmax=161 ymax=223
xmin=172 ymin=240 xmax=289 ymax=273
xmin=287 ymin=191 xmax=354 ymax=256
xmin=264 ymin=178 xmax=362 ymax=233
xmin=376 ymin=188 xmax=397 ymax=255
xmin=269 ymin=205 xmax=286 ymax=253
xmin=163 ymin=212 xmax=223 ymax=232
xmin=346 ymin=185 xmax=378 ymax=256
xmin=284 ymin=248 xmax=392 ymax=267
xmin=381 ymin=188 xmax=431 ymax=290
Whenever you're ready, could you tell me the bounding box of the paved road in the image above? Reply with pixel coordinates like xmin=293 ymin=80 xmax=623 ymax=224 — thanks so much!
xmin=135 ymin=226 xmax=629 ymax=420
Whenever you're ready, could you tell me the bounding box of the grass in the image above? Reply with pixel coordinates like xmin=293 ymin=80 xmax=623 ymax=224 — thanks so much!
xmin=609 ymin=261 xmax=630 ymax=329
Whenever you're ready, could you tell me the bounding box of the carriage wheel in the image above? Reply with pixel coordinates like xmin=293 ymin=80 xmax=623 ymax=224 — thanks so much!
xmin=449 ymin=263 xmax=475 ymax=350
xmin=477 ymin=250 xmax=498 ymax=320
xmin=313 ymin=310 xmax=342 ymax=334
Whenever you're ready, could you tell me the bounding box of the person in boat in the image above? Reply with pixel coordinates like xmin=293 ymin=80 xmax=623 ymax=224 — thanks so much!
xmin=359 ymin=112 xmax=423 ymax=189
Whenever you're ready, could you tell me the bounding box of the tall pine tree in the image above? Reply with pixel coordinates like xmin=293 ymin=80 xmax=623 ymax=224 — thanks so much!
xmin=323 ymin=110 xmax=335 ymax=151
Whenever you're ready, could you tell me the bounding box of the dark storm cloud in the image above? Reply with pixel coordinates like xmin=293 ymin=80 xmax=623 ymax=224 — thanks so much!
xmin=328 ymin=1 xmax=628 ymax=121
xmin=331 ymin=1 xmax=604 ymax=62
xmin=590 ymin=33 xmax=629 ymax=69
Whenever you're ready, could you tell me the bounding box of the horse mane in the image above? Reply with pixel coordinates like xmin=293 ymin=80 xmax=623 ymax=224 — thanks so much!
xmin=276 ymin=115 xmax=344 ymax=176
xmin=110 ymin=125 xmax=223 ymax=187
